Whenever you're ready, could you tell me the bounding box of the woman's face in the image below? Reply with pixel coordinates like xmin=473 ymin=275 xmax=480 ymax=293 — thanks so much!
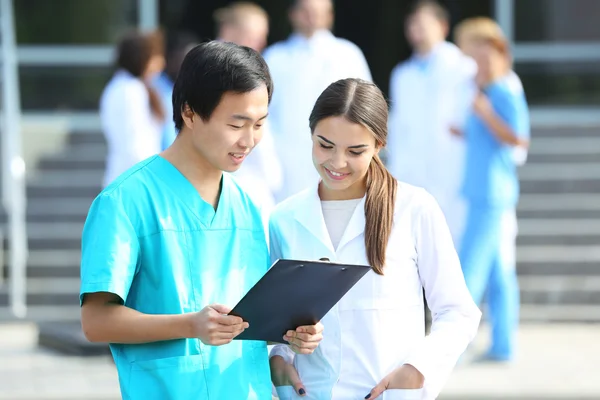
xmin=312 ymin=116 xmax=379 ymax=200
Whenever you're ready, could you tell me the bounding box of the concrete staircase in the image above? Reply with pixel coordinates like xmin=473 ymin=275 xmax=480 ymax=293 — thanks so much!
xmin=1 ymin=126 xmax=599 ymax=322
xmin=515 ymin=127 xmax=600 ymax=322
xmin=0 ymin=131 xmax=104 ymax=321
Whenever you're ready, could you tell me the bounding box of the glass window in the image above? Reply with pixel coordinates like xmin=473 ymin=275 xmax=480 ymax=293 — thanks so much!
xmin=515 ymin=0 xmax=600 ymax=42
xmin=15 ymin=0 xmax=138 ymax=45
xmin=19 ymin=66 xmax=114 ymax=110
xmin=515 ymin=61 xmax=600 ymax=106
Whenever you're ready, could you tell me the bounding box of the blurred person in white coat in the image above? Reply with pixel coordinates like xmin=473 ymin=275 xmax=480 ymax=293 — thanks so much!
xmin=269 ymin=78 xmax=480 ymax=400
xmin=100 ymin=30 xmax=166 ymax=187
xmin=263 ymin=0 xmax=372 ymax=202
xmin=387 ymin=0 xmax=476 ymax=248
xmin=214 ymin=2 xmax=283 ymax=215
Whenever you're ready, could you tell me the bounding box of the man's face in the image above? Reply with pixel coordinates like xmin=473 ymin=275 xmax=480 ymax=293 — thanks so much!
xmin=290 ymin=0 xmax=333 ymax=37
xmin=405 ymin=8 xmax=446 ymax=51
xmin=183 ymin=87 xmax=269 ymax=173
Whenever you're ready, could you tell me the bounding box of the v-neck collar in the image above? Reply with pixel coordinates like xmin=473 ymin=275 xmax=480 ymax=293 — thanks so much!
xmin=148 ymin=155 xmax=231 ymax=229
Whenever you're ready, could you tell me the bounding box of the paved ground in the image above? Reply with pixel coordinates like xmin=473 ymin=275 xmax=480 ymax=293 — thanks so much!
xmin=1 ymin=323 xmax=599 ymax=400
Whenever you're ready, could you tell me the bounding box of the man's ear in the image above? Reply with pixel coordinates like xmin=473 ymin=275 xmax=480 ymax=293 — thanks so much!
xmin=181 ymin=104 xmax=195 ymax=130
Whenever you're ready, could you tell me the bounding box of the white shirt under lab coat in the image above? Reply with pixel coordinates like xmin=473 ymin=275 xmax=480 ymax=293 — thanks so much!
xmin=263 ymin=30 xmax=372 ymax=202
xmin=269 ymin=182 xmax=481 ymax=400
xmin=99 ymin=70 xmax=163 ymax=187
xmin=387 ymin=42 xmax=476 ymax=244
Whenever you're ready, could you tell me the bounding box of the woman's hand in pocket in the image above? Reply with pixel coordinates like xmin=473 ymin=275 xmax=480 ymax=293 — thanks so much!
xmin=365 ymin=364 xmax=424 ymax=399
xmin=270 ymin=355 xmax=306 ymax=396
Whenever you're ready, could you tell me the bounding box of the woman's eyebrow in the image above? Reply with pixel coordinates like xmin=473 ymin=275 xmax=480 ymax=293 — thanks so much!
xmin=317 ymin=135 xmax=368 ymax=149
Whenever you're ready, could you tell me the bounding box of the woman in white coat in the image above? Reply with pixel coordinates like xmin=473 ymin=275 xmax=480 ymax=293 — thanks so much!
xmin=100 ymin=30 xmax=166 ymax=187
xmin=268 ymin=78 xmax=481 ymax=400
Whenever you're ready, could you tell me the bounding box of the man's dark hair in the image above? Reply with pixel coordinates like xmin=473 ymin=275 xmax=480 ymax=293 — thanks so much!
xmin=172 ymin=41 xmax=273 ymax=131
xmin=407 ymin=0 xmax=450 ymax=23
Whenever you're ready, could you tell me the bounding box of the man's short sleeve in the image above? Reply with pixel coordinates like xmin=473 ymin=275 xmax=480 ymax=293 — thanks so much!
xmin=80 ymin=193 xmax=140 ymax=305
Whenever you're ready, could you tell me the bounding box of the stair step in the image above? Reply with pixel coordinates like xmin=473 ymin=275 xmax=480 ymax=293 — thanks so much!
xmin=517 ymin=245 xmax=600 ymax=263
xmin=0 ymin=292 xmax=78 ymax=306
xmin=27 ymin=186 xmax=101 ymax=199
xmin=518 ymin=219 xmax=600 ymax=236
xmin=27 ymin=198 xmax=92 ymax=218
xmin=530 ymin=127 xmax=600 ymax=138
xmin=528 ymin=137 xmax=600 ymax=155
xmin=518 ymin=194 xmax=600 ymax=218
xmin=519 ymin=276 xmax=600 ymax=305
xmin=520 ymin=163 xmax=600 ymax=180
xmin=527 ymin=153 xmax=600 ymax=163
xmin=520 ymin=179 xmax=600 ymax=193
xmin=38 ymin=158 xmax=105 ymax=171
xmin=0 ymin=305 xmax=81 ymax=322
xmin=68 ymin=131 xmax=105 ymax=145
xmin=516 ymin=245 xmax=600 ymax=275
xmin=517 ymin=236 xmax=600 ymax=246
xmin=519 ymin=304 xmax=600 ymax=323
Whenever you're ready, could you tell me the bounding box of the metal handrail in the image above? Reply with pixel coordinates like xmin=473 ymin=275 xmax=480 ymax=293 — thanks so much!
xmin=1 ymin=0 xmax=28 ymax=318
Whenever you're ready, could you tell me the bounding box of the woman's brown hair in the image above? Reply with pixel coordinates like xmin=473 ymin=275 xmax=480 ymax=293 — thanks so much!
xmin=309 ymin=78 xmax=397 ymax=275
xmin=116 ymin=30 xmax=166 ymax=121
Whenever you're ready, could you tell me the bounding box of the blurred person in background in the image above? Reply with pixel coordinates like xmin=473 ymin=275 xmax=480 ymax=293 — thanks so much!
xmin=214 ymin=1 xmax=269 ymax=52
xmin=387 ymin=0 xmax=476 ymax=249
xmin=453 ymin=17 xmax=530 ymax=363
xmin=154 ymin=31 xmax=199 ymax=150
xmin=263 ymin=0 xmax=372 ymax=202
xmin=100 ymin=30 xmax=166 ymax=187
xmin=214 ymin=2 xmax=283 ymax=217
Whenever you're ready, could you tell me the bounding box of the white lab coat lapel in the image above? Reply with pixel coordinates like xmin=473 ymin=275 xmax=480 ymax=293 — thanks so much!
xmin=336 ymin=197 xmax=366 ymax=252
xmin=291 ymin=183 xmax=335 ymax=255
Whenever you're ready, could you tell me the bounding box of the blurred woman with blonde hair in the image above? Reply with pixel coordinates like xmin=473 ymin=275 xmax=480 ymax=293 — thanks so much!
xmin=452 ymin=17 xmax=530 ymax=363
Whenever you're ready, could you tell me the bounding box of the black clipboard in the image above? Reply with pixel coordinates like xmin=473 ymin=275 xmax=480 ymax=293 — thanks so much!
xmin=229 ymin=258 xmax=370 ymax=343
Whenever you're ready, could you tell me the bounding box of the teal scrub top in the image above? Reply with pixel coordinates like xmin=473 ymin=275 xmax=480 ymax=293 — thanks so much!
xmin=80 ymin=155 xmax=272 ymax=400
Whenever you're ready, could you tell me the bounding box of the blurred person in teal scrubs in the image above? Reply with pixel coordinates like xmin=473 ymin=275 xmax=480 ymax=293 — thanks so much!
xmin=454 ymin=18 xmax=530 ymax=363
xmin=80 ymin=41 xmax=323 ymax=400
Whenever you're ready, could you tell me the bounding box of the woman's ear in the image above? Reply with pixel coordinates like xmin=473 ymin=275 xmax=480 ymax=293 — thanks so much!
xmin=374 ymin=143 xmax=382 ymax=156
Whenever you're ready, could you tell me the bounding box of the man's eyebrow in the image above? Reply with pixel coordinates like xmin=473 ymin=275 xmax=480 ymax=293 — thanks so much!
xmin=317 ymin=135 xmax=368 ymax=149
xmin=231 ymin=113 xmax=269 ymax=121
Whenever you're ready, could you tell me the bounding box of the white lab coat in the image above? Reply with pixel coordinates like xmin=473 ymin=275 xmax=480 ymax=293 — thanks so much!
xmin=387 ymin=42 xmax=476 ymax=246
xmin=100 ymin=70 xmax=163 ymax=187
xmin=269 ymin=182 xmax=481 ymax=400
xmin=263 ymin=30 xmax=372 ymax=202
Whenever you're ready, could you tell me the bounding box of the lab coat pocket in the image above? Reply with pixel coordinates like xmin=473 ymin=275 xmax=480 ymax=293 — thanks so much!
xmin=383 ymin=388 xmax=424 ymax=400
xmin=129 ymin=355 xmax=207 ymax=399
xmin=274 ymin=385 xmax=296 ymax=399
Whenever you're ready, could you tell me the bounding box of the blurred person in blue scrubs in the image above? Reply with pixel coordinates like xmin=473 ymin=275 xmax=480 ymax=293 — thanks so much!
xmin=214 ymin=2 xmax=283 ymax=218
xmin=153 ymin=31 xmax=198 ymax=150
xmin=100 ymin=30 xmax=166 ymax=187
xmin=80 ymin=41 xmax=323 ymax=400
xmin=453 ymin=17 xmax=530 ymax=363
xmin=387 ymin=0 xmax=477 ymax=249
xmin=263 ymin=0 xmax=372 ymax=202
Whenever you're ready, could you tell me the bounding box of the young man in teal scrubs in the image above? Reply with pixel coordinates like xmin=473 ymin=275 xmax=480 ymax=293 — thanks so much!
xmin=80 ymin=41 xmax=323 ymax=400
